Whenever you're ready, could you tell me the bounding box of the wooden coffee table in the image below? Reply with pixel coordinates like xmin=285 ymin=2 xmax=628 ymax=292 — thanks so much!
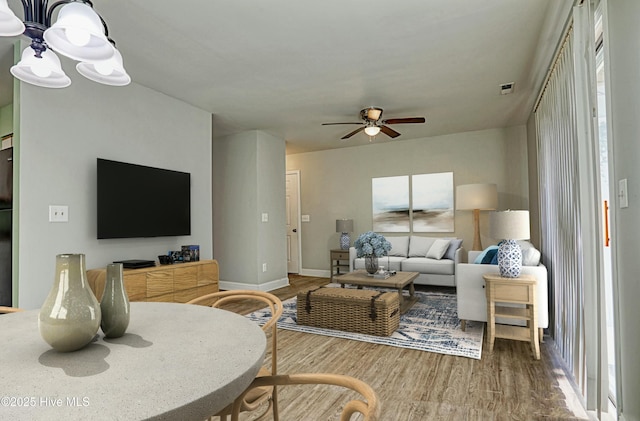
xmin=336 ymin=270 xmax=419 ymax=314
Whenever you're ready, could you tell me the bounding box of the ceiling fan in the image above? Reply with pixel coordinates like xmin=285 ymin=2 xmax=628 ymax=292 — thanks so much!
xmin=322 ymin=107 xmax=426 ymax=140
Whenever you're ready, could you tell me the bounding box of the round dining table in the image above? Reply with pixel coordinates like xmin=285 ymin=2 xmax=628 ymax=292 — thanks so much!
xmin=0 ymin=302 xmax=266 ymax=420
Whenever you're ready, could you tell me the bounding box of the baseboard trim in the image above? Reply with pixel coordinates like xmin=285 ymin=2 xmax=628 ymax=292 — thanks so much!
xmin=219 ymin=277 xmax=289 ymax=292
xmin=299 ymin=268 xmax=331 ymax=278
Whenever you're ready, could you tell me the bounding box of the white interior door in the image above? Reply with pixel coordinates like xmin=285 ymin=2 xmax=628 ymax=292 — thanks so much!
xmin=286 ymin=171 xmax=300 ymax=273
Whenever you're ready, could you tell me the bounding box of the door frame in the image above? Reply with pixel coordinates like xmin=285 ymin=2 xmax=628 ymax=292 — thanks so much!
xmin=286 ymin=170 xmax=302 ymax=274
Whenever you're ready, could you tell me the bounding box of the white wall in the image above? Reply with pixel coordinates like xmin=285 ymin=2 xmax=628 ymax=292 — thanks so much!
xmin=286 ymin=127 xmax=529 ymax=272
xmin=17 ymin=74 xmax=212 ymax=309
xmin=213 ymin=130 xmax=287 ymax=290
xmin=605 ymin=1 xmax=640 ymax=419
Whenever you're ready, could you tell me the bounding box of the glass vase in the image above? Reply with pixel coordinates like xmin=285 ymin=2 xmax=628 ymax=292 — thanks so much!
xmin=39 ymin=254 xmax=101 ymax=352
xmin=365 ymin=255 xmax=378 ymax=275
xmin=100 ymin=263 xmax=130 ymax=338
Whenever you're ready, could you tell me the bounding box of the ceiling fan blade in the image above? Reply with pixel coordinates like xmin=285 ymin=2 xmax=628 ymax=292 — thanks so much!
xmin=383 ymin=117 xmax=426 ymax=125
xmin=380 ymin=125 xmax=401 ymax=138
xmin=341 ymin=127 xmax=365 ymax=139
xmin=321 ymin=122 xmax=362 ymax=126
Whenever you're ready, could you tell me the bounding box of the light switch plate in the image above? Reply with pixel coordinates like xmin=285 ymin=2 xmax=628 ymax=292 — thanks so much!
xmin=619 ymin=179 xmax=629 ymax=208
xmin=261 ymin=213 xmax=268 ymax=222
xmin=301 ymin=215 xmax=310 ymax=222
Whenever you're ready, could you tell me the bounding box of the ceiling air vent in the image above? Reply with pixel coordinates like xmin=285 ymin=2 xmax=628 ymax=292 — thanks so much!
xmin=500 ymin=82 xmax=515 ymax=95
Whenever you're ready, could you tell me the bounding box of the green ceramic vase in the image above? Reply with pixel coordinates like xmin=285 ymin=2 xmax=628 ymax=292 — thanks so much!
xmin=100 ymin=263 xmax=130 ymax=338
xmin=39 ymin=254 xmax=101 ymax=352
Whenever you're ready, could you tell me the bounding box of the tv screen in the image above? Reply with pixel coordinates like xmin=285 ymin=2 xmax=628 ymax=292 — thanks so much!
xmin=97 ymin=158 xmax=191 ymax=239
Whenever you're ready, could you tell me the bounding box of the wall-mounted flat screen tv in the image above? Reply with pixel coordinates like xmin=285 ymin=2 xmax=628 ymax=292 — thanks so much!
xmin=97 ymin=158 xmax=191 ymax=239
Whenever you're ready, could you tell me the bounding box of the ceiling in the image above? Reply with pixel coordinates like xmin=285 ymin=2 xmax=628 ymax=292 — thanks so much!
xmin=0 ymin=0 xmax=563 ymax=154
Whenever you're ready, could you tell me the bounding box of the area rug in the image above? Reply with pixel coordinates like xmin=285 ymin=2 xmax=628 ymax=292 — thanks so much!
xmin=247 ymin=289 xmax=484 ymax=360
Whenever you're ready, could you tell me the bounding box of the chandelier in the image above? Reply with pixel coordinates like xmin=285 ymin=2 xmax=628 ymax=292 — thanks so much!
xmin=0 ymin=0 xmax=130 ymax=88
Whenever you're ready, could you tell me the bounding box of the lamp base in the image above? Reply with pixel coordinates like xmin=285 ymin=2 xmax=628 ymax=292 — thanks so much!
xmin=340 ymin=232 xmax=350 ymax=250
xmin=497 ymin=239 xmax=522 ymax=278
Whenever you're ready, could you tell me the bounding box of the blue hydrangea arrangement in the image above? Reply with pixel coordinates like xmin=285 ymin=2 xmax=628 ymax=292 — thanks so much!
xmin=354 ymin=231 xmax=392 ymax=258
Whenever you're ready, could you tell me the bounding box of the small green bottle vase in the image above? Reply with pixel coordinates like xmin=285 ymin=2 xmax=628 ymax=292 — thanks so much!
xmin=39 ymin=254 xmax=101 ymax=352
xmin=100 ymin=263 xmax=130 ymax=338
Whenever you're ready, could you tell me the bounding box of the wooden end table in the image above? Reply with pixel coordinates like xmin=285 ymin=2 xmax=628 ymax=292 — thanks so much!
xmin=336 ymin=270 xmax=419 ymax=314
xmin=483 ymin=273 xmax=540 ymax=360
xmin=329 ymin=249 xmax=350 ymax=282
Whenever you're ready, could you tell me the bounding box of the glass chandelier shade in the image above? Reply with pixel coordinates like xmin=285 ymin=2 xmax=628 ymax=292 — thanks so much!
xmin=43 ymin=2 xmax=114 ymax=62
xmin=0 ymin=0 xmax=130 ymax=88
xmin=76 ymin=48 xmax=131 ymax=86
xmin=10 ymin=46 xmax=71 ymax=88
xmin=0 ymin=0 xmax=24 ymax=36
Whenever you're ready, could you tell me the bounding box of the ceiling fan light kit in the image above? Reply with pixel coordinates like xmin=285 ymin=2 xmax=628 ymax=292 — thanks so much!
xmin=323 ymin=107 xmax=426 ymax=141
xmin=364 ymin=126 xmax=381 ymax=137
xmin=0 ymin=0 xmax=130 ymax=88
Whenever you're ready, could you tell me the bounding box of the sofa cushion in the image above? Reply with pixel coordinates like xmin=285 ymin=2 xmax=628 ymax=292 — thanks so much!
xmin=443 ymin=238 xmax=463 ymax=261
xmin=426 ymin=239 xmax=451 ymax=260
xmin=353 ymin=256 xmax=404 ymax=272
xmin=408 ymin=236 xmax=436 ymax=257
xmin=386 ymin=236 xmax=409 ymax=257
xmin=401 ymin=258 xmax=454 ymax=276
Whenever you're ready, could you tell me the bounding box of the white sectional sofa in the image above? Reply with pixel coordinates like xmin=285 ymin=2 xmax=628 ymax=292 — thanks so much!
xmin=348 ymin=235 xmax=464 ymax=287
xmin=455 ymin=244 xmax=549 ymax=332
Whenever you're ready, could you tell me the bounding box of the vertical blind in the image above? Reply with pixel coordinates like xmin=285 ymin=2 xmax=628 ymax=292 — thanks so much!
xmin=534 ymin=27 xmax=588 ymax=392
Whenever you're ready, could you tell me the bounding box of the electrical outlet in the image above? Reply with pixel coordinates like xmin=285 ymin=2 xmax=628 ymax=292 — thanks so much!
xmin=261 ymin=213 xmax=269 ymax=222
xmin=49 ymin=205 xmax=69 ymax=222
xmin=262 ymin=263 xmax=267 ymax=272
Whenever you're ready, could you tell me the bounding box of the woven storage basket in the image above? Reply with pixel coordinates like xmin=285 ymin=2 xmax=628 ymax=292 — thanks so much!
xmin=296 ymin=287 xmax=400 ymax=336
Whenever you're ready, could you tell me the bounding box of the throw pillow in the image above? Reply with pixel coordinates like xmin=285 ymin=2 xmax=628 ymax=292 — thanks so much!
xmin=443 ymin=238 xmax=463 ymax=260
xmin=386 ymin=236 xmax=409 ymax=257
xmin=518 ymin=240 xmax=541 ymax=266
xmin=474 ymin=245 xmax=499 ymax=264
xmin=426 ymin=239 xmax=451 ymax=260
xmin=409 ymin=236 xmax=436 ymax=257
xmin=482 ymin=248 xmax=498 ymax=264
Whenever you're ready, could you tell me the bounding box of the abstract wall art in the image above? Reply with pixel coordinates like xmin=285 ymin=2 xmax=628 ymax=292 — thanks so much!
xmin=411 ymin=172 xmax=454 ymax=232
xmin=372 ymin=175 xmax=410 ymax=232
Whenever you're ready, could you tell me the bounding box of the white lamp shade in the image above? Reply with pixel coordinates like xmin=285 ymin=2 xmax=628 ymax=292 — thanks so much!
xmin=76 ymin=48 xmax=131 ymax=86
xmin=456 ymin=183 xmax=498 ymax=210
xmin=43 ymin=2 xmax=114 ymax=62
xmin=0 ymin=0 xmax=25 ymax=36
xmin=364 ymin=126 xmax=380 ymax=136
xmin=490 ymin=210 xmax=530 ymax=240
xmin=10 ymin=47 xmax=71 ymax=88
xmin=336 ymin=219 xmax=354 ymax=233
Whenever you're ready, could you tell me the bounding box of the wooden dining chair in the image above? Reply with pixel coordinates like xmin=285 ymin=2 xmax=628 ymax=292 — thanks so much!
xmin=187 ymin=290 xmax=283 ymax=421
xmin=0 ymin=306 xmax=22 ymax=314
xmin=230 ymin=373 xmax=380 ymax=421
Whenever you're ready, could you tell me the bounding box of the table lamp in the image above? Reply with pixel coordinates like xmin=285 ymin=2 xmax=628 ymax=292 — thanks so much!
xmin=456 ymin=184 xmax=498 ymax=250
xmin=336 ymin=219 xmax=354 ymax=250
xmin=490 ymin=210 xmax=530 ymax=278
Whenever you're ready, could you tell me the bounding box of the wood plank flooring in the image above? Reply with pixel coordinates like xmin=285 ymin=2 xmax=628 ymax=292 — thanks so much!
xmin=227 ymin=274 xmax=589 ymax=420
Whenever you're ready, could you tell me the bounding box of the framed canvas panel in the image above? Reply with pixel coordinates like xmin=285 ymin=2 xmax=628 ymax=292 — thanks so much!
xmin=372 ymin=176 xmax=410 ymax=232
xmin=412 ymin=172 xmax=454 ymax=232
